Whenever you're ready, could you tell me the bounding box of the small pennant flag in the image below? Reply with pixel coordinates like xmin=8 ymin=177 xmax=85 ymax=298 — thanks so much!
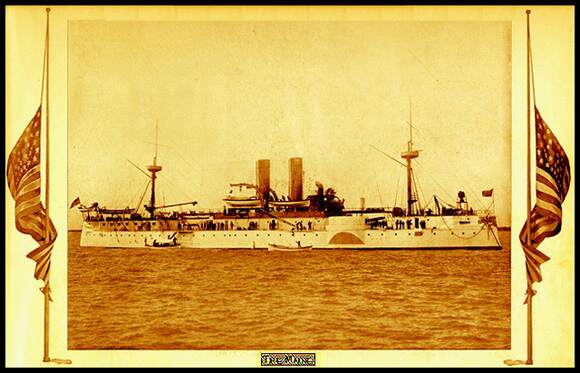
xmin=70 ymin=197 xmax=81 ymax=209
xmin=482 ymin=189 xmax=494 ymax=197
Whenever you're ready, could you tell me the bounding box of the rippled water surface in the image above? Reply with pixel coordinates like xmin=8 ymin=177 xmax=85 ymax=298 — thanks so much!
xmin=68 ymin=230 xmax=510 ymax=350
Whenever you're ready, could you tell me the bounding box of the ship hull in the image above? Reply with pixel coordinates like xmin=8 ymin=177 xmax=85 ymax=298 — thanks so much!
xmin=177 ymin=226 xmax=501 ymax=250
xmin=80 ymin=226 xmax=179 ymax=248
xmin=80 ymin=215 xmax=502 ymax=250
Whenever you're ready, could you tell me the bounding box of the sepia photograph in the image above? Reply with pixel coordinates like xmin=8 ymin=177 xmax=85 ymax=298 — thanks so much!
xmin=65 ymin=19 xmax=512 ymax=351
xmin=5 ymin=5 xmax=574 ymax=367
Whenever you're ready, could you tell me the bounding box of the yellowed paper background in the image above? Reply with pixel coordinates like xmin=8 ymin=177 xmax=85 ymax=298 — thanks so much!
xmin=5 ymin=5 xmax=574 ymax=367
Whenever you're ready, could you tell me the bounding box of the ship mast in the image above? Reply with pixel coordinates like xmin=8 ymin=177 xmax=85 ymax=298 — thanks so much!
xmin=147 ymin=122 xmax=162 ymax=219
xmin=401 ymin=100 xmax=419 ymax=216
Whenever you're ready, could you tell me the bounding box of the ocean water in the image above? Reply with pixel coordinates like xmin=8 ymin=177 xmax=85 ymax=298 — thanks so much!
xmin=67 ymin=230 xmax=511 ymax=350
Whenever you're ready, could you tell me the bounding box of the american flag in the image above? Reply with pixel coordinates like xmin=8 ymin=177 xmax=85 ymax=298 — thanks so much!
xmin=519 ymin=107 xmax=570 ymax=290
xmin=6 ymin=106 xmax=57 ymax=283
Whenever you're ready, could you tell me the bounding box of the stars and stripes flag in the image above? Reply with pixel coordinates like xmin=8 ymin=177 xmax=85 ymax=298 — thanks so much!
xmin=519 ymin=106 xmax=570 ymax=292
xmin=6 ymin=106 xmax=57 ymax=284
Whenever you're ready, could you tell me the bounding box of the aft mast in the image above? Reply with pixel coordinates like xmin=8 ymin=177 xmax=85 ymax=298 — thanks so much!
xmin=146 ymin=122 xmax=162 ymax=219
xmin=401 ymin=100 xmax=419 ymax=216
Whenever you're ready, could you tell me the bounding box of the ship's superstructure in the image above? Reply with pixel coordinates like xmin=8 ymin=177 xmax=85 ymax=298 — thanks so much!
xmin=77 ymin=119 xmax=502 ymax=250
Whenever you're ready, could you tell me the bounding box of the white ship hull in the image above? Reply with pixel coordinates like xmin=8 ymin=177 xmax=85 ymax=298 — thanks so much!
xmin=80 ymin=215 xmax=502 ymax=250
xmin=178 ymin=226 xmax=501 ymax=250
xmin=80 ymin=223 xmax=179 ymax=248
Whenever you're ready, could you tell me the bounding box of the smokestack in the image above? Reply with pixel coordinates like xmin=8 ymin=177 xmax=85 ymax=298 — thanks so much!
xmin=360 ymin=197 xmax=366 ymax=210
xmin=289 ymin=157 xmax=303 ymax=201
xmin=256 ymin=159 xmax=270 ymax=206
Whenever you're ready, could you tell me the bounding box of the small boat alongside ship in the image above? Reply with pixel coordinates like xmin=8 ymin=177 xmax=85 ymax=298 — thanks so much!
xmin=74 ymin=116 xmax=502 ymax=251
xmin=268 ymin=242 xmax=313 ymax=252
xmin=144 ymin=232 xmax=180 ymax=249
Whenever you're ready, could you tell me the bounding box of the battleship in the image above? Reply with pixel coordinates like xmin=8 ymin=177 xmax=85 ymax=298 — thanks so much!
xmin=75 ymin=119 xmax=502 ymax=250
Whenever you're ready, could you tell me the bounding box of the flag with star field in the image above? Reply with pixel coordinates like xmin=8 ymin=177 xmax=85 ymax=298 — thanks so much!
xmin=7 ymin=106 xmax=57 ymax=283
xmin=519 ymin=106 xmax=571 ymax=288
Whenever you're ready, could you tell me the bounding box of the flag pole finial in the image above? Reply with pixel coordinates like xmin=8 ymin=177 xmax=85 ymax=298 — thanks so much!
xmin=526 ymin=9 xmax=531 ymax=14
xmin=46 ymin=8 xmax=50 ymax=12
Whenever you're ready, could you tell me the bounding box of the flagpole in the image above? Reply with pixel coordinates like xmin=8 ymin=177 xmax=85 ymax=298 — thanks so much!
xmin=43 ymin=7 xmax=51 ymax=363
xmin=525 ymin=8 xmax=533 ymax=366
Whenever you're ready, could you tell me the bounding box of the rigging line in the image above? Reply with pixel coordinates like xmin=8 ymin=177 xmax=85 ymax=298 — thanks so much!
xmin=422 ymin=195 xmax=434 ymax=210
xmin=376 ymin=180 xmax=384 ymax=208
xmin=136 ymin=179 xmax=152 ymax=214
xmin=159 ymin=169 xmax=193 ymax=208
xmin=414 ymin=166 xmax=433 ymax=210
xmin=462 ymin=182 xmax=487 ymax=212
xmin=413 ymin=160 xmax=456 ymax=203
xmin=412 ymin=167 xmax=428 ymax=212
xmin=410 ymin=169 xmax=422 ymax=214
xmin=127 ymin=159 xmax=151 ymax=179
xmin=393 ymin=167 xmax=403 ymax=207
xmin=400 ymin=166 xmax=408 ymax=209
xmin=435 ymin=194 xmax=455 ymax=208
xmin=405 ymin=47 xmax=440 ymax=84
xmin=164 ymin=147 xmax=199 ymax=202
xmin=128 ymin=182 xmax=145 ymax=210
xmin=372 ymin=168 xmax=384 ymax=208
xmin=165 ymin=181 xmax=180 ymax=211
xmin=371 ymin=145 xmax=407 ymax=167
xmin=480 ymin=198 xmax=495 ymax=215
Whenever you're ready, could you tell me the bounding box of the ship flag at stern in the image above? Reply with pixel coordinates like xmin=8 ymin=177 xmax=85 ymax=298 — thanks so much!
xmin=70 ymin=196 xmax=82 ymax=209
xmin=482 ymin=188 xmax=494 ymax=197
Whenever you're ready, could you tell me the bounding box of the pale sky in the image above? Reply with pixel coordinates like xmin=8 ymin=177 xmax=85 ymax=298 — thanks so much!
xmin=68 ymin=21 xmax=511 ymax=227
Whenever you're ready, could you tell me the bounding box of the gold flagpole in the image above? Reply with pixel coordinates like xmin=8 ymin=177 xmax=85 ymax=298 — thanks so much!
xmin=525 ymin=9 xmax=534 ymax=366
xmin=43 ymin=7 xmax=51 ymax=363
xmin=503 ymin=10 xmax=534 ymax=366
xmin=40 ymin=8 xmax=71 ymax=365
